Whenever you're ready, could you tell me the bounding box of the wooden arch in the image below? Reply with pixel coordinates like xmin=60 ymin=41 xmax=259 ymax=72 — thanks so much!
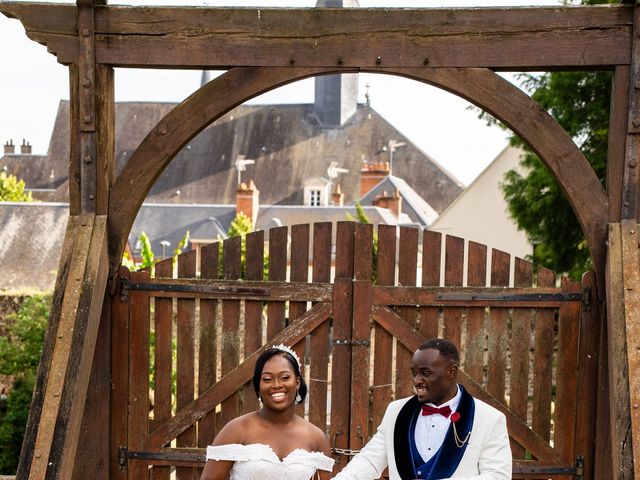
xmin=109 ymin=66 xmax=607 ymax=282
xmin=0 ymin=2 xmax=638 ymax=479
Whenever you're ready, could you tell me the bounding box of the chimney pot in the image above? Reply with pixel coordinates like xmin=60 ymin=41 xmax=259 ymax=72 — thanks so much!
xmin=3 ymin=139 xmax=15 ymax=155
xmin=20 ymin=139 xmax=32 ymax=155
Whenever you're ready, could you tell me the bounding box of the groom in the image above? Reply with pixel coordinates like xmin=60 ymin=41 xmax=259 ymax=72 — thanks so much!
xmin=332 ymin=338 xmax=511 ymax=480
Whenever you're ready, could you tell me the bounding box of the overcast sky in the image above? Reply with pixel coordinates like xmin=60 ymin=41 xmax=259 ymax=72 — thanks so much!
xmin=0 ymin=0 xmax=562 ymax=185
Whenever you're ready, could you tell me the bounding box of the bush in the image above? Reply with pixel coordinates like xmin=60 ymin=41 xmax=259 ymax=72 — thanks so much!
xmin=0 ymin=295 xmax=49 ymax=474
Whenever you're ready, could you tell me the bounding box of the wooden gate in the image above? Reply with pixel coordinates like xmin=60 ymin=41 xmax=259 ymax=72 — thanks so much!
xmin=110 ymin=221 xmax=598 ymax=479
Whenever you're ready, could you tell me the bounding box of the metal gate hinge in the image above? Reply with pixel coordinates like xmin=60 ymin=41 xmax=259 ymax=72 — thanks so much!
xmin=333 ymin=339 xmax=370 ymax=347
xmin=118 ymin=446 xmax=127 ymax=471
xmin=120 ymin=277 xmax=129 ymax=303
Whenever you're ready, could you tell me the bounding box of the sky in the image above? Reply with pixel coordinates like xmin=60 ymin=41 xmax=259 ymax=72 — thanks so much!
xmin=0 ymin=0 xmax=562 ymax=186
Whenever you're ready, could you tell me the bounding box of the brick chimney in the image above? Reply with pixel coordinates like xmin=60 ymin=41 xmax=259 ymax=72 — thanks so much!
xmin=372 ymin=189 xmax=402 ymax=218
xmin=332 ymin=183 xmax=344 ymax=206
xmin=20 ymin=139 xmax=32 ymax=155
xmin=236 ymin=179 xmax=260 ymax=227
xmin=360 ymin=161 xmax=390 ymax=197
xmin=3 ymin=139 xmax=14 ymax=154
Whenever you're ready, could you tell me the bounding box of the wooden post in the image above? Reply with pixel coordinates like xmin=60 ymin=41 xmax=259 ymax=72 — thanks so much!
xmin=16 ymin=215 xmax=110 ymax=479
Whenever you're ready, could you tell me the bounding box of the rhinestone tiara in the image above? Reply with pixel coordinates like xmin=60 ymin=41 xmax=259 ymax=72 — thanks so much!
xmin=271 ymin=343 xmax=301 ymax=369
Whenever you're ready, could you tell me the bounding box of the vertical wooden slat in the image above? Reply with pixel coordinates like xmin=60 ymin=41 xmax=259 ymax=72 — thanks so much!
xmin=486 ymin=248 xmax=509 ymax=403
xmin=330 ymin=222 xmax=355 ymax=471
xmin=152 ymin=258 xmax=173 ymax=480
xmin=350 ymin=223 xmax=373 ymax=450
xmin=373 ymin=225 xmax=395 ymax=428
xmin=128 ymin=270 xmax=151 ymax=479
xmin=221 ymin=236 xmax=242 ymax=428
xmin=243 ymin=232 xmax=264 ymax=414
xmin=574 ymin=270 xmax=599 ymax=480
xmin=267 ymin=226 xmax=288 ymax=340
xmin=554 ymin=279 xmax=580 ymax=464
xmin=532 ymin=266 xmax=555 ymax=443
xmin=395 ymin=227 xmax=419 ymax=399
xmin=290 ymin=223 xmax=310 ymax=416
xmin=198 ymin=244 xmax=219 ymax=447
xmin=510 ymin=257 xmax=533 ymax=459
xmin=419 ymin=230 xmax=441 ymax=340
xmin=465 ymin=241 xmax=487 ymax=384
xmin=176 ymin=250 xmax=197 ymax=480
xmin=309 ymin=222 xmax=332 ymax=429
xmin=110 ymin=267 xmax=129 ymax=480
xmin=443 ymin=235 xmax=464 ymax=346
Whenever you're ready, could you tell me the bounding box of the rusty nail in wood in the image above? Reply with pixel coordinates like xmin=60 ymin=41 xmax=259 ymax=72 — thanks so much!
xmin=58 ymin=334 xmax=63 ymax=338
xmin=289 ymin=58 xmax=295 ymax=65
xmin=35 ymin=453 xmax=41 ymax=459
xmin=629 ymin=161 xmax=637 ymax=169
xmin=84 ymin=115 xmax=92 ymax=124
xmin=631 ymin=230 xmax=636 ymax=234
xmin=83 ymin=155 xmax=92 ymax=164
xmin=159 ymin=125 xmax=168 ymax=135
xmin=624 ymin=201 xmax=630 ymax=207
xmin=423 ymin=58 xmax=429 ymax=65
xmin=54 ymin=392 xmax=60 ymax=397
xmin=89 ymin=194 xmax=95 ymax=200
xmin=633 ymin=119 xmax=640 ymax=128
xmin=376 ymin=56 xmax=382 ymax=65
xmin=82 ymin=28 xmax=91 ymax=37
xmin=337 ymin=57 xmax=343 ymax=65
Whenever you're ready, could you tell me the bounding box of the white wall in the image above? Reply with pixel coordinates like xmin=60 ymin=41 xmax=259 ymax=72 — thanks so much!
xmin=428 ymin=145 xmax=532 ymax=261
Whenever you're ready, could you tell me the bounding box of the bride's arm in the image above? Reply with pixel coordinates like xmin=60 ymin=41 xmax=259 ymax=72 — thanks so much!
xmin=199 ymin=417 xmax=243 ymax=480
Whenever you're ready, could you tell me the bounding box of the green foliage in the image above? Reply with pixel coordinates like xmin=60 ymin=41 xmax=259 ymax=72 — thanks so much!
xmin=0 ymin=172 xmax=35 ymax=202
xmin=501 ymin=69 xmax=610 ymax=279
xmin=228 ymin=212 xmax=253 ymax=238
xmin=0 ymin=295 xmax=50 ymax=474
xmin=139 ymin=231 xmax=155 ymax=269
xmin=173 ymin=230 xmax=191 ymax=264
xmin=346 ymin=202 xmax=378 ymax=282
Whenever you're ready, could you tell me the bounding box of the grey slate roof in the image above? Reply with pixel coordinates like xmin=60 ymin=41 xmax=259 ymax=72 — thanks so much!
xmin=14 ymin=100 xmax=462 ymax=213
xmin=129 ymin=203 xmax=236 ymax=259
xmin=0 ymin=202 xmax=68 ymax=293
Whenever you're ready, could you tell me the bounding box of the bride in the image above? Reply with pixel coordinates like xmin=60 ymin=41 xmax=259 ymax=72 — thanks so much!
xmin=200 ymin=345 xmax=334 ymax=480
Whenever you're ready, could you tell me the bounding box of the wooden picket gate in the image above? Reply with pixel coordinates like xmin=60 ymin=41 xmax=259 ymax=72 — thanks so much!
xmin=110 ymin=221 xmax=598 ymax=479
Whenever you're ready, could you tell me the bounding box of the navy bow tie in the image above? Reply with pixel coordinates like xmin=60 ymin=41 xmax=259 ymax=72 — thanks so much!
xmin=421 ymin=404 xmax=452 ymax=417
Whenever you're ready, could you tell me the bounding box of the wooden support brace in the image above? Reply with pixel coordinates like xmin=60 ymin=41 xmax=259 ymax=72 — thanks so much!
xmin=621 ymin=220 xmax=640 ymax=478
xmin=17 ymin=215 xmax=110 ymax=479
xmin=606 ymin=223 xmax=635 ymax=479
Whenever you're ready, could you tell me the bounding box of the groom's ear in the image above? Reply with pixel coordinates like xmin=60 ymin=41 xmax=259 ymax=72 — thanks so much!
xmin=448 ymin=363 xmax=458 ymax=378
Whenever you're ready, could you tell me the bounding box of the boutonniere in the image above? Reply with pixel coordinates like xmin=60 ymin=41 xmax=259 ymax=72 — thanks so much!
xmin=449 ymin=411 xmax=470 ymax=447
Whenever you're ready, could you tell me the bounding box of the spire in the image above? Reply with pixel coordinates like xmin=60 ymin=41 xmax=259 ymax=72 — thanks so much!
xmin=314 ymin=0 xmax=360 ymax=126
xmin=200 ymin=70 xmax=211 ymax=87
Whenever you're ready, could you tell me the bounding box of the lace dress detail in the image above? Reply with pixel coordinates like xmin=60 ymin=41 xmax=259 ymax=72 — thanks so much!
xmin=206 ymin=443 xmax=334 ymax=480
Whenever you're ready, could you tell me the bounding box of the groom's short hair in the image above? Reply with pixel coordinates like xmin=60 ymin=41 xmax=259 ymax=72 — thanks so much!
xmin=418 ymin=338 xmax=459 ymax=365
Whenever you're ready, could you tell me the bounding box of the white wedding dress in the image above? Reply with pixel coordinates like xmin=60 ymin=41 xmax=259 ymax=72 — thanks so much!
xmin=206 ymin=443 xmax=335 ymax=480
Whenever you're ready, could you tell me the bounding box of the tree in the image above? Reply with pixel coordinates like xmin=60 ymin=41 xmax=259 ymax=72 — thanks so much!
xmin=490 ymin=0 xmax=615 ymax=279
xmin=0 ymin=296 xmax=50 ymax=474
xmin=0 ymin=172 xmax=35 ymax=202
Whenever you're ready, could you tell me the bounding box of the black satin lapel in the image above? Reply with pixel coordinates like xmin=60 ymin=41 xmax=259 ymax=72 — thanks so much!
xmin=393 ymin=396 xmax=420 ymax=480
xmin=427 ymin=385 xmax=475 ymax=479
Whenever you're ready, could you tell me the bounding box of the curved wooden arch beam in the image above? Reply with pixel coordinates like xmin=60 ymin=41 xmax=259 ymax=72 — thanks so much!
xmin=381 ymin=67 xmax=607 ymax=282
xmin=108 ymin=66 xmax=351 ymax=271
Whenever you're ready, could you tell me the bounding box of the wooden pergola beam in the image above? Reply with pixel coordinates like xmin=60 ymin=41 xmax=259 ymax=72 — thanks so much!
xmin=0 ymin=3 xmax=632 ymax=68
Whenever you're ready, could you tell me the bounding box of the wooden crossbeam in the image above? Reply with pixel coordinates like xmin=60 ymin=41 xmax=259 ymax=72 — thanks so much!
xmin=0 ymin=3 xmax=632 ymax=68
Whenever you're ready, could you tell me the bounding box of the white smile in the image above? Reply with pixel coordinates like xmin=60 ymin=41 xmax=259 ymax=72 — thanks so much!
xmin=270 ymin=392 xmax=287 ymax=400
xmin=415 ymin=387 xmax=428 ymax=394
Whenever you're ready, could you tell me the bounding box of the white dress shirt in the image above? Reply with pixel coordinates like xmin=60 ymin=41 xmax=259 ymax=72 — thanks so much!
xmin=414 ymin=386 xmax=461 ymax=463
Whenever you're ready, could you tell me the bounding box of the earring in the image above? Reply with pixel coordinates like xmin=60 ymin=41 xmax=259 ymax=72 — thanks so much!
xmin=294 ymin=390 xmax=302 ymax=406
xmin=258 ymin=393 xmax=263 ymax=408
